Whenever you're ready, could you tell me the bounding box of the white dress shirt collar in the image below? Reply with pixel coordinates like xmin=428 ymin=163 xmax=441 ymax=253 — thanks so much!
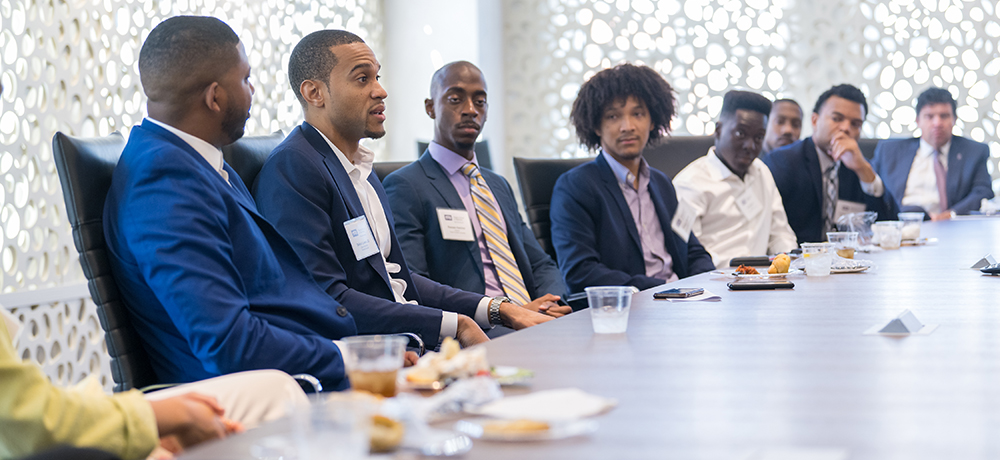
xmin=147 ymin=118 xmax=229 ymax=182
xmin=918 ymin=137 xmax=951 ymax=160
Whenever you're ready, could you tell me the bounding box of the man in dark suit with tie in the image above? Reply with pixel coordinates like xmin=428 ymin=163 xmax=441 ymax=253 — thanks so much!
xmin=763 ymin=84 xmax=898 ymax=244
xmin=255 ymin=36 xmax=550 ymax=348
xmin=383 ymin=61 xmax=568 ymax=330
xmin=871 ymin=87 xmax=993 ymax=220
xmin=548 ymin=63 xmax=715 ymax=293
xmin=104 ymin=17 xmax=357 ymax=390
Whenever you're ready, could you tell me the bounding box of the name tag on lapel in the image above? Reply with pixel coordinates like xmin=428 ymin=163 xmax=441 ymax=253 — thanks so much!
xmin=436 ymin=208 xmax=476 ymax=242
xmin=834 ymin=200 xmax=866 ymax=224
xmin=344 ymin=215 xmax=379 ymax=260
xmin=671 ymin=202 xmax=696 ymax=243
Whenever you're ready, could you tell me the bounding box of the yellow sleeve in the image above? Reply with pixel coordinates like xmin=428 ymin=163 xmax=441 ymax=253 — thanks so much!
xmin=0 ymin=323 xmax=159 ymax=460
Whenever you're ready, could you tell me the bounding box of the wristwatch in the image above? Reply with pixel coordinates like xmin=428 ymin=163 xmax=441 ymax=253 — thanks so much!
xmin=488 ymin=296 xmax=510 ymax=326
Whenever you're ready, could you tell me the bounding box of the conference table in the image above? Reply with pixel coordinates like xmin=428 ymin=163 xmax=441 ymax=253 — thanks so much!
xmin=181 ymin=218 xmax=1000 ymax=459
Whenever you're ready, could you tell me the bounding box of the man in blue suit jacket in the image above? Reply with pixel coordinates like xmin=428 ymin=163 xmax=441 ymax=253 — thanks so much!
xmin=550 ymin=64 xmax=715 ymax=293
xmin=255 ymin=34 xmax=547 ymax=348
xmin=871 ymin=87 xmax=993 ymax=220
xmin=764 ymin=84 xmax=898 ymax=244
xmin=383 ymin=62 xmax=568 ymax=323
xmin=104 ymin=17 xmax=356 ymax=390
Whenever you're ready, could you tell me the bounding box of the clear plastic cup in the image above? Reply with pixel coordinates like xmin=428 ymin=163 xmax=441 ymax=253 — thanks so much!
xmin=897 ymin=212 xmax=925 ymax=241
xmin=800 ymin=242 xmax=835 ymax=276
xmin=585 ymin=286 xmax=633 ymax=334
xmin=292 ymin=397 xmax=373 ymax=460
xmin=872 ymin=221 xmax=904 ymax=249
xmin=826 ymin=231 xmax=859 ymax=259
xmin=343 ymin=335 xmax=407 ymax=397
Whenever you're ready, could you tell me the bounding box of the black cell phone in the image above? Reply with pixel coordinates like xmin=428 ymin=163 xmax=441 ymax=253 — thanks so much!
xmin=729 ymin=256 xmax=771 ymax=267
xmin=654 ymin=287 xmax=705 ymax=299
xmin=727 ymin=279 xmax=795 ymax=290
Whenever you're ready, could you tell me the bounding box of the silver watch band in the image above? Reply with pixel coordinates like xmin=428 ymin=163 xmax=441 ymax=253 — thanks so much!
xmin=489 ymin=296 xmax=509 ymax=326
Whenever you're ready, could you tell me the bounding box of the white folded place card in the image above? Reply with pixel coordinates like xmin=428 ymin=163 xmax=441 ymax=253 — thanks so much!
xmin=864 ymin=309 xmax=938 ymax=336
xmin=467 ymin=388 xmax=617 ymax=422
xmin=970 ymin=253 xmax=996 ymax=269
xmin=665 ymin=290 xmax=722 ymax=302
xmin=742 ymin=447 xmax=850 ymax=460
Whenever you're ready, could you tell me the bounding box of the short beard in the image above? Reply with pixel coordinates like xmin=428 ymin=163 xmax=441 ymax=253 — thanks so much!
xmin=221 ymin=104 xmax=246 ymax=144
xmin=364 ymin=128 xmax=386 ymax=139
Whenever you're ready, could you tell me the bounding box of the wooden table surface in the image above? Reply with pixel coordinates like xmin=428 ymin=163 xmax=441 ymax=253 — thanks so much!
xmin=182 ymin=218 xmax=1000 ymax=459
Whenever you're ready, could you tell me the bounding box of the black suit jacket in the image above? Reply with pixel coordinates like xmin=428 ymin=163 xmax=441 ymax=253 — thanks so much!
xmin=763 ymin=137 xmax=898 ymax=244
xmin=549 ymin=153 xmax=715 ymax=293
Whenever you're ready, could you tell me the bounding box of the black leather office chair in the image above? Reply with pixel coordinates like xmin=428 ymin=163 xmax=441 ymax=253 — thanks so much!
xmin=221 ymin=131 xmax=284 ymax=188
xmin=512 ymin=157 xmax=589 ymax=261
xmin=374 ymin=161 xmax=411 ymax=182
xmin=417 ymin=140 xmax=492 ymax=170
xmin=52 ymin=131 xmax=156 ymax=392
xmin=645 ymin=135 xmax=715 ymax=178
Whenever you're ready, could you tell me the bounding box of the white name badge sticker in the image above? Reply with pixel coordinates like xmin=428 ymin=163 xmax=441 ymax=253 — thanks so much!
xmin=671 ymin=202 xmax=696 ymax=243
xmin=343 ymin=215 xmax=379 ymax=261
xmin=734 ymin=188 xmax=764 ymax=219
xmin=436 ymin=208 xmax=476 ymax=242
xmin=834 ymin=200 xmax=866 ymax=223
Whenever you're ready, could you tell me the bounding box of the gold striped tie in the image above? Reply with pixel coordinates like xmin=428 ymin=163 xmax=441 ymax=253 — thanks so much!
xmin=461 ymin=163 xmax=531 ymax=306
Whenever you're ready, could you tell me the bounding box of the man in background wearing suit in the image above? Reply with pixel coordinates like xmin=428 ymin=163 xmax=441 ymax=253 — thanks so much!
xmin=256 ymin=38 xmax=547 ymax=347
xmin=104 ymin=17 xmax=357 ymax=390
xmin=761 ymin=98 xmax=803 ymax=156
xmin=871 ymin=87 xmax=993 ymax=220
xmin=549 ymin=63 xmax=715 ymax=293
xmin=764 ymin=84 xmax=898 ymax=244
xmin=383 ymin=61 xmax=567 ymax=335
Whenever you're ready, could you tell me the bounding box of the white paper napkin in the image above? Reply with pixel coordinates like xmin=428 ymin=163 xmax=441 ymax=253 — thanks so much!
xmin=1 ymin=307 xmax=22 ymax=346
xmin=467 ymin=388 xmax=616 ymax=422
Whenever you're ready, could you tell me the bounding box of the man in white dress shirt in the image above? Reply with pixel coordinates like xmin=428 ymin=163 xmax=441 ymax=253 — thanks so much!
xmin=674 ymin=90 xmax=798 ymax=268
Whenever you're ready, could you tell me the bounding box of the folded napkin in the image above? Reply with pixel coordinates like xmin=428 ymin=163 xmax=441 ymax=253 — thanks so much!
xmin=664 ymin=290 xmax=721 ymax=302
xmin=468 ymin=388 xmax=616 ymax=421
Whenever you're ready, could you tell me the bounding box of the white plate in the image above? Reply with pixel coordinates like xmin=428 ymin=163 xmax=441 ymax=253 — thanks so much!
xmin=399 ymin=366 xmax=533 ymax=391
xmin=830 ymin=265 xmax=870 ymax=273
xmin=712 ymin=269 xmax=801 ymax=278
xmin=454 ymin=419 xmax=598 ymax=442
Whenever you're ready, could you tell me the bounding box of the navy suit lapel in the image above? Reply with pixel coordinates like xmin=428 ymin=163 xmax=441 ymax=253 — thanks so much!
xmin=803 ymin=138 xmax=825 ymax=205
xmin=141 ymin=120 xmax=262 ymax=214
xmin=893 ymin=140 xmax=919 ymax=204
xmin=368 ymin=172 xmax=420 ymax=300
xmin=418 ymin=153 xmax=483 ymax=274
xmin=299 ymin=123 xmax=393 ymax=288
xmin=945 ymin=137 xmax=964 ymax=206
xmin=594 ymin=154 xmax=643 ymax=254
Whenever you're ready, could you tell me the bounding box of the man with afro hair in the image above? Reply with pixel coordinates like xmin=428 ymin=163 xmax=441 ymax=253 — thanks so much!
xmin=550 ymin=63 xmax=715 ymax=293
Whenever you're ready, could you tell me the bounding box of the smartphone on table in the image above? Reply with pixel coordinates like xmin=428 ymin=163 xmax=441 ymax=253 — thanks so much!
xmin=654 ymin=287 xmax=704 ymax=299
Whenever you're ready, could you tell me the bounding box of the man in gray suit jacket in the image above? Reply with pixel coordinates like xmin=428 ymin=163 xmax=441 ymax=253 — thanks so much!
xmin=872 ymin=87 xmax=994 ymax=220
xmin=384 ymin=62 xmax=569 ymax=329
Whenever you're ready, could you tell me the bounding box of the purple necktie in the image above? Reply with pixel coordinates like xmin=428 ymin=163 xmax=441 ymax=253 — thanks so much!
xmin=933 ymin=149 xmax=948 ymax=213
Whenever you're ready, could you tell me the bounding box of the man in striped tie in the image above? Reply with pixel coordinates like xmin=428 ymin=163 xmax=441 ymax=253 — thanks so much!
xmin=384 ymin=61 xmax=570 ymax=336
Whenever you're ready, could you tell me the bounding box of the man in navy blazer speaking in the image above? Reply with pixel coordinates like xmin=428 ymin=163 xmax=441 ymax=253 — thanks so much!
xmin=254 ymin=33 xmax=550 ymax=349
xmin=763 ymin=84 xmax=898 ymax=244
xmin=871 ymin=87 xmax=993 ymax=220
xmin=549 ymin=64 xmax=715 ymax=293
xmin=104 ymin=17 xmax=357 ymax=390
xmin=382 ymin=61 xmax=569 ymax=330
